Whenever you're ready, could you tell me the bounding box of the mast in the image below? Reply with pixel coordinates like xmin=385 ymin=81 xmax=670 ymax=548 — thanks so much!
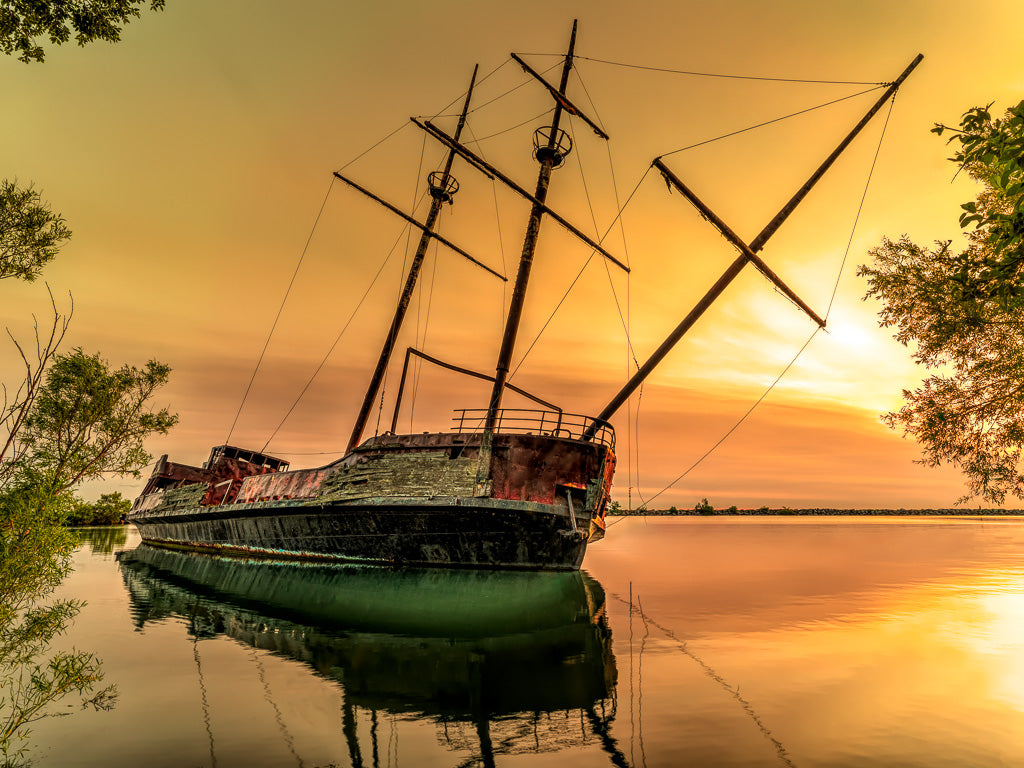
xmin=346 ymin=66 xmax=479 ymax=453
xmin=483 ymin=20 xmax=579 ymax=434
xmin=584 ymin=53 xmax=923 ymax=437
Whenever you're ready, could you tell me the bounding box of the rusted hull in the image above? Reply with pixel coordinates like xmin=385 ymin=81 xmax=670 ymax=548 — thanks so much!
xmin=129 ymin=425 xmax=615 ymax=571
xmin=132 ymin=498 xmax=589 ymax=570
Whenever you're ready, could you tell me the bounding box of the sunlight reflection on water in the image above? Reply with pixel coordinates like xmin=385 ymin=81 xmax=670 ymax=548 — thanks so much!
xmin=30 ymin=517 xmax=1024 ymax=767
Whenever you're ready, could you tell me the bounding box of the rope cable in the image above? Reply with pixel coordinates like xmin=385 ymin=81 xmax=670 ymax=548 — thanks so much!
xmin=574 ymin=54 xmax=887 ymax=86
xmin=259 ymin=219 xmax=418 ymax=453
xmin=403 ymin=137 xmax=432 ymax=431
xmin=429 ymin=58 xmax=514 ymax=119
xmin=636 ymin=89 xmax=899 ymax=507
xmin=463 ymin=119 xmax=510 ymax=329
xmin=261 ymin=134 xmax=432 ymax=452
xmin=464 ymin=60 xmax=562 ymax=116
xmin=509 ymin=166 xmax=651 ymax=379
xmin=225 ymin=177 xmax=335 ymax=445
xmin=570 ymin=66 xmax=610 ymax=138
xmin=408 ymin=234 xmax=441 ymax=429
xmin=659 ymin=85 xmax=886 ymax=159
xmin=641 ymin=326 xmax=821 ymax=509
xmin=336 ymin=123 xmax=409 ymax=173
xmin=464 ymin=108 xmax=555 ymax=144
xmin=826 ymin=93 xmax=896 ymax=319
xmin=510 ymin=82 xmax=881 ymax=381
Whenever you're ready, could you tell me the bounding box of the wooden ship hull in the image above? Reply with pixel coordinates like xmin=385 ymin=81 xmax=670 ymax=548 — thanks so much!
xmin=129 ymin=413 xmax=616 ymax=570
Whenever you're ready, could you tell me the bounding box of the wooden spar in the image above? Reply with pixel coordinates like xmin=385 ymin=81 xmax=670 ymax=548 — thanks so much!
xmin=412 ymin=118 xmax=628 ymax=272
xmin=510 ymin=53 xmax=609 ymax=139
xmin=653 ymin=158 xmax=825 ymax=328
xmin=331 ymin=172 xmax=505 ymax=281
xmin=583 ymin=53 xmax=924 ymax=438
xmin=484 ymin=20 xmax=579 ymax=435
xmin=751 ymin=53 xmax=923 ymax=251
xmin=389 ymin=347 xmax=561 ymax=432
xmin=346 ymin=66 xmax=480 ymax=453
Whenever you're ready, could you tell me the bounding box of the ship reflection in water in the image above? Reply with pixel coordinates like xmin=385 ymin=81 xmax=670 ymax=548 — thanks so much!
xmin=117 ymin=545 xmax=622 ymax=767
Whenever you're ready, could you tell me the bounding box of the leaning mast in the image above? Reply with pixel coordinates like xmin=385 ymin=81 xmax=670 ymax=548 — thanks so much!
xmin=345 ymin=67 xmax=482 ymax=453
xmin=583 ymin=53 xmax=924 ymax=438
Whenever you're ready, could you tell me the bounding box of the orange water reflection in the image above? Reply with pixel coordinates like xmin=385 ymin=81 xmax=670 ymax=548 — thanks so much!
xmin=586 ymin=516 xmax=1024 ymax=766
xmin=30 ymin=518 xmax=1024 ymax=767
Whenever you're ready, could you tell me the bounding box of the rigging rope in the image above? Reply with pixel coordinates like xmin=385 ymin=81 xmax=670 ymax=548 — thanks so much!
xmin=462 ymin=119 xmax=511 ymax=330
xmin=509 ymin=165 xmax=650 ymax=380
xmin=408 ymin=234 xmax=441 ymax=431
xmin=574 ymin=54 xmax=888 ymax=86
xmin=225 ymin=178 xmax=335 ymax=446
xmin=658 ymin=85 xmax=886 ymax=159
xmin=335 ymin=59 xmax=513 ymax=172
xmin=635 ymin=92 xmax=899 ymax=508
xmin=463 ymin=60 xmax=561 ymax=117
xmin=259 ymin=217 xmax=419 ymax=454
xmin=826 ymin=94 xmax=896 ymax=317
xmin=403 ymin=134 xmax=432 ymax=432
xmin=464 ymin=107 xmax=555 ymax=144
xmin=336 ymin=122 xmax=409 ymax=174
xmin=429 ymin=58 xmax=513 ymax=119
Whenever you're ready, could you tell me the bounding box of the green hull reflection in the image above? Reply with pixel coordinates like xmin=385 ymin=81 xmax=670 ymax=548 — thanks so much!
xmin=117 ymin=545 xmax=622 ymax=762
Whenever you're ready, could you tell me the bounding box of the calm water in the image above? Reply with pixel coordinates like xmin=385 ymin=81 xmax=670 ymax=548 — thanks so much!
xmin=26 ymin=517 xmax=1024 ymax=767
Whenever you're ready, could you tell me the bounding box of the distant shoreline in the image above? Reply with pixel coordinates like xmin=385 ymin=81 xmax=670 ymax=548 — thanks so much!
xmin=609 ymin=508 xmax=1024 ymax=516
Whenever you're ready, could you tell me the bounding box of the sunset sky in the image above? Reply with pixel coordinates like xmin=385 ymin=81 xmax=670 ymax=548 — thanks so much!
xmin=4 ymin=0 xmax=1024 ymax=509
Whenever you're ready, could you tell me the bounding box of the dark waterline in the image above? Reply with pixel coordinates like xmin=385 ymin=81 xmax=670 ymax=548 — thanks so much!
xmin=29 ymin=517 xmax=1024 ymax=766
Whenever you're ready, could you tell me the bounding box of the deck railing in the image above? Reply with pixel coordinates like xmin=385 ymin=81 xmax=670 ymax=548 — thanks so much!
xmin=451 ymin=409 xmax=615 ymax=450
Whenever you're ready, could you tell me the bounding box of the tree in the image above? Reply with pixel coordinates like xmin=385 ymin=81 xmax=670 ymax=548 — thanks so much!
xmin=0 ymin=351 xmax=173 ymax=760
xmin=0 ymin=181 xmax=71 ymax=282
xmin=1 ymin=207 xmax=175 ymax=762
xmin=0 ymin=485 xmax=115 ymax=765
xmin=695 ymin=498 xmax=714 ymax=515
xmin=2 ymin=4 xmax=173 ymax=758
xmin=17 ymin=348 xmax=177 ymax=497
xmin=65 ymin=492 xmax=131 ymax=527
xmin=859 ymin=99 xmax=1024 ymax=504
xmin=0 ymin=0 xmax=165 ymax=63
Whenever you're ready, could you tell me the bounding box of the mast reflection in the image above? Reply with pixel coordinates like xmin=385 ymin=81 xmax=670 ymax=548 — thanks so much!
xmin=117 ymin=545 xmax=622 ymax=765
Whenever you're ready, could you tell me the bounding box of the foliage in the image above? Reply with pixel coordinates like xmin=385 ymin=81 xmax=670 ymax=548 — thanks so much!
xmin=0 ymin=485 xmax=116 ymax=764
xmin=608 ymin=499 xmax=621 ymax=513
xmin=1 ymin=347 xmax=173 ymax=758
xmin=695 ymin=497 xmax=714 ymax=515
xmin=0 ymin=181 xmax=71 ymax=283
xmin=0 ymin=0 xmax=165 ymax=63
xmin=65 ymin=492 xmax=130 ymax=527
xmin=859 ymin=99 xmax=1024 ymax=504
xmin=16 ymin=348 xmax=177 ymax=498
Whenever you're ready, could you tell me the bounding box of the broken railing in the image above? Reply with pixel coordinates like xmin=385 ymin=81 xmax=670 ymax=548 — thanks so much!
xmin=452 ymin=408 xmax=615 ymax=450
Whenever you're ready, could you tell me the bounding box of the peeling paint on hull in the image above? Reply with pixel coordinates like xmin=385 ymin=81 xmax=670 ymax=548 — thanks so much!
xmin=134 ymin=499 xmax=589 ymax=570
xmin=129 ymin=428 xmax=615 ymax=571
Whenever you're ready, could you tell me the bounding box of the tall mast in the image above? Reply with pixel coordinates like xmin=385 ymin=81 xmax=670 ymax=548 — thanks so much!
xmin=346 ymin=66 xmax=479 ymax=453
xmin=483 ymin=20 xmax=579 ymax=434
xmin=584 ymin=53 xmax=924 ymax=437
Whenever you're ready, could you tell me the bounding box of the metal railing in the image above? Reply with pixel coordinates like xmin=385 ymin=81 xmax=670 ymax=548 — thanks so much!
xmin=451 ymin=409 xmax=615 ymax=450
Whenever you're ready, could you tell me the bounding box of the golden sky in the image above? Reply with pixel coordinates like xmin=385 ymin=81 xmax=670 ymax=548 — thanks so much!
xmin=4 ymin=0 xmax=1024 ymax=508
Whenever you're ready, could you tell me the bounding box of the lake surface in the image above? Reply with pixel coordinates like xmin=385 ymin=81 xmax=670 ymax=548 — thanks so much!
xmin=27 ymin=516 xmax=1024 ymax=767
